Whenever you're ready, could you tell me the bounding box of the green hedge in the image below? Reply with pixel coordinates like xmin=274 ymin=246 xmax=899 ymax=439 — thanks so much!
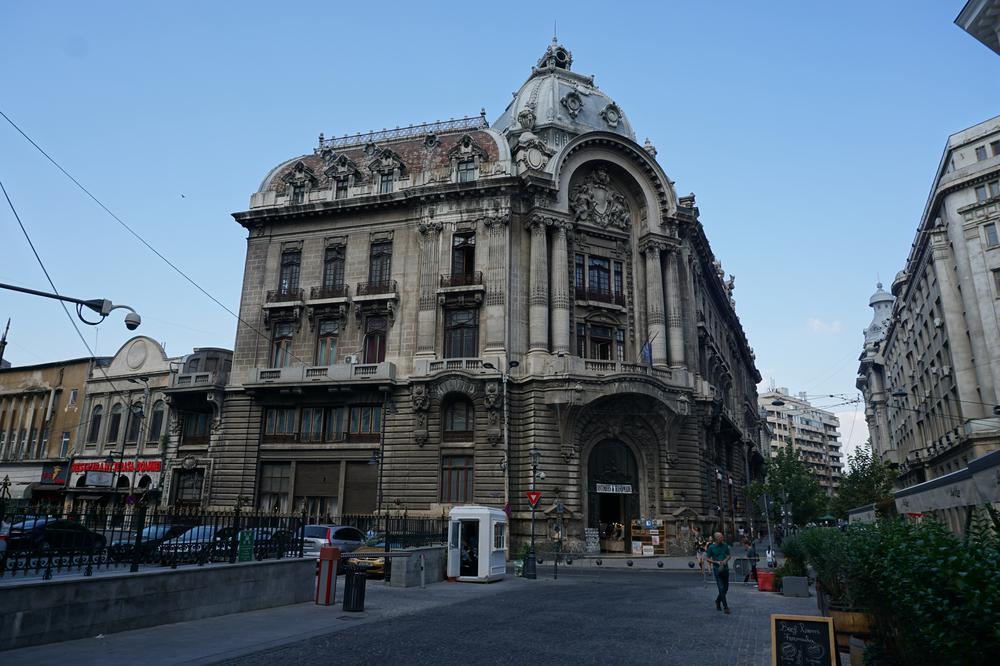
xmin=799 ymin=521 xmax=1000 ymax=665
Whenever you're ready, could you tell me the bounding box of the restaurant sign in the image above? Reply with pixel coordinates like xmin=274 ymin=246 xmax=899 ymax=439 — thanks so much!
xmin=72 ymin=461 xmax=162 ymax=473
xmin=595 ymin=483 xmax=633 ymax=494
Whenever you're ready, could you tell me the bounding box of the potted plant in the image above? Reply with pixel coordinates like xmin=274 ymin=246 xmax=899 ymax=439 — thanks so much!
xmin=800 ymin=527 xmax=871 ymax=655
xmin=775 ymin=535 xmax=810 ymax=597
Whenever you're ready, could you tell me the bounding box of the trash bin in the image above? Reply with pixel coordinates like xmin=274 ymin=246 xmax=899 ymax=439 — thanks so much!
xmin=757 ymin=570 xmax=776 ymax=592
xmin=343 ymin=567 xmax=368 ymax=612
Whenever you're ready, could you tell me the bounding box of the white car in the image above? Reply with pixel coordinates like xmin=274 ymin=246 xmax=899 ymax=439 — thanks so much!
xmin=302 ymin=525 xmax=365 ymax=558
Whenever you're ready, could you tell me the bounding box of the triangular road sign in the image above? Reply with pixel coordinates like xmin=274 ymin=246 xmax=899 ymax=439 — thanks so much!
xmin=526 ymin=490 xmax=542 ymax=509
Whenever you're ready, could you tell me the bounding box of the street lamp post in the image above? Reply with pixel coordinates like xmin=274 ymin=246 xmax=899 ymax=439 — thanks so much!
xmin=0 ymin=282 xmax=141 ymax=329
xmin=127 ymin=377 xmax=151 ymax=497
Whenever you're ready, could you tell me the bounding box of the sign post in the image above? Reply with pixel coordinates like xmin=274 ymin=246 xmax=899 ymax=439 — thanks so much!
xmin=525 ymin=490 xmax=541 ymax=580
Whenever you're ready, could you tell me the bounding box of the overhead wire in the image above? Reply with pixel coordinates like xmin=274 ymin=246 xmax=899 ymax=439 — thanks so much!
xmin=0 ymin=108 xmax=312 ymax=369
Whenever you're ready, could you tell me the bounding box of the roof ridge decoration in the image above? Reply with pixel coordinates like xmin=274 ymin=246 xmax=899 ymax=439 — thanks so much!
xmin=318 ymin=114 xmax=489 ymax=151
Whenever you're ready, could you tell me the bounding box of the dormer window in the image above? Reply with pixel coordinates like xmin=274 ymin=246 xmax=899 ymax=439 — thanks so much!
xmin=379 ymin=172 xmax=394 ymax=194
xmin=335 ymin=177 xmax=350 ymax=199
xmin=291 ymin=184 xmax=305 ymax=204
xmin=457 ymin=159 xmax=476 ymax=183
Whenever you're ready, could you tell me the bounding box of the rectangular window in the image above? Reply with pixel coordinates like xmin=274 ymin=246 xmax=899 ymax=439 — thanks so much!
xmin=992 ymin=140 xmax=1000 ymax=157
xmin=444 ymin=308 xmax=479 ymax=358
xmin=368 ymin=241 xmax=392 ymax=284
xmin=451 ymin=232 xmax=476 ymax=277
xmin=348 ymin=405 xmax=381 ymax=439
xmin=68 ymin=389 xmax=78 ymax=407
xmin=986 ymin=222 xmax=999 ymax=248
xmin=574 ymin=254 xmax=585 ymax=294
xmin=323 ymin=246 xmax=346 ymax=290
xmin=379 ymin=172 xmax=394 ymax=194
xmin=335 ymin=177 xmax=349 ymax=199
xmin=316 ymin=319 xmax=339 ymax=365
xmin=441 ymin=455 xmax=473 ymax=503
xmin=291 ymin=184 xmax=305 ymax=204
xmin=278 ymin=249 xmax=301 ymax=294
xmin=258 ymin=463 xmax=291 ymax=513
xmin=588 ymin=257 xmax=611 ymax=294
xmin=60 ymin=432 xmax=70 ymax=458
xmin=271 ymin=322 xmax=295 ymax=368
xmin=264 ymin=408 xmax=298 ymax=437
xmin=976 ymin=145 xmax=988 ymax=161
xmin=300 ymin=407 xmax=324 ymax=442
xmin=613 ymin=262 xmax=624 ymax=296
xmin=323 ymin=406 xmax=347 ymax=441
xmin=182 ymin=412 xmax=210 ymax=441
xmin=590 ymin=325 xmax=613 ymax=360
xmin=576 ymin=323 xmax=587 ymax=358
xmin=993 ymin=269 xmax=1000 ymax=297
xmin=174 ymin=469 xmax=205 ymax=505
xmin=976 ymin=185 xmax=988 ymax=202
xmin=456 ymin=159 xmax=476 ymax=183
xmin=125 ymin=409 xmax=142 ymax=443
xmin=616 ymin=329 xmax=625 ymax=362
xmin=990 ymin=180 xmax=1000 ymax=198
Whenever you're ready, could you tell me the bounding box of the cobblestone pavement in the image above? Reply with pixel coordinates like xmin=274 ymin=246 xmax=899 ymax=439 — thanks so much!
xmin=222 ymin=570 xmax=818 ymax=666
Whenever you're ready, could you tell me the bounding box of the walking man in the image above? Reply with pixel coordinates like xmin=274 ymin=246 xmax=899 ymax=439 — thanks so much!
xmin=706 ymin=531 xmax=732 ymax=614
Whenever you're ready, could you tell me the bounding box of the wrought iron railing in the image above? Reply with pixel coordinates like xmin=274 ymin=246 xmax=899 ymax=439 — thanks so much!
xmin=575 ymin=286 xmax=624 ymax=305
xmin=319 ymin=115 xmax=489 ymax=150
xmin=0 ymin=505 xmax=305 ymax=581
xmin=310 ymin=284 xmax=349 ymax=300
xmin=439 ymin=271 xmax=483 ymax=288
xmin=266 ymin=288 xmax=303 ymax=303
xmin=356 ymin=280 xmax=397 ymax=296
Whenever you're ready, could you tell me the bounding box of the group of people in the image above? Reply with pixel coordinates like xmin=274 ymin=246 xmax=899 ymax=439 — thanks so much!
xmin=694 ymin=533 xmax=776 ymax=614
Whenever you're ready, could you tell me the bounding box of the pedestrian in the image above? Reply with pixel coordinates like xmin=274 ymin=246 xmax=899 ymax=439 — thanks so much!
xmin=744 ymin=541 xmax=759 ymax=583
xmin=706 ymin=531 xmax=732 ymax=614
xmin=695 ymin=538 xmax=707 ymax=573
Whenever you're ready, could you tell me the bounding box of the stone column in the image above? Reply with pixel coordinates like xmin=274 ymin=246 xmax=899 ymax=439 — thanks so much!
xmin=550 ymin=221 xmax=572 ymax=355
xmin=483 ymin=212 xmax=510 ymax=353
xmin=641 ymin=240 xmax=668 ymax=366
xmin=665 ymin=248 xmax=686 ymax=369
xmin=527 ymin=215 xmax=550 ymax=353
xmin=415 ymin=219 xmax=443 ymax=357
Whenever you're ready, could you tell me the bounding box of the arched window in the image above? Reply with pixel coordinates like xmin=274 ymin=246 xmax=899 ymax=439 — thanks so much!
xmin=116 ymin=475 xmax=131 ymax=490
xmin=125 ymin=405 xmax=142 ymax=443
xmin=137 ymin=475 xmax=152 ymax=490
xmin=147 ymin=401 xmax=166 ymax=443
xmin=87 ymin=405 xmax=104 ymax=443
xmin=106 ymin=404 xmax=124 ymax=443
xmin=443 ymin=398 xmax=474 ymax=441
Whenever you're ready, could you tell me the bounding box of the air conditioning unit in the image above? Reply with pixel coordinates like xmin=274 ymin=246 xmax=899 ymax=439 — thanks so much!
xmin=345 ymin=354 xmax=359 ymax=364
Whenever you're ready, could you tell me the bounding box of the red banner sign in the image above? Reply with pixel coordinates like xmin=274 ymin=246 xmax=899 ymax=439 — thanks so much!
xmin=71 ymin=460 xmax=162 ymax=473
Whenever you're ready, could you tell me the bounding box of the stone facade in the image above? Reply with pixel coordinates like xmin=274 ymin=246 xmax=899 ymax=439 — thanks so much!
xmin=209 ymin=42 xmax=763 ymax=549
xmin=857 ymin=115 xmax=1000 ymax=496
xmin=758 ymin=388 xmax=843 ymax=496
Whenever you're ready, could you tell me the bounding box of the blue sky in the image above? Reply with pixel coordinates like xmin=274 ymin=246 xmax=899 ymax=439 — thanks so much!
xmin=2 ymin=2 xmax=997 ymax=456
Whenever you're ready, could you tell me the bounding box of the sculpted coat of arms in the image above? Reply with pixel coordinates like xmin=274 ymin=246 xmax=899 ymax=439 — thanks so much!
xmin=569 ymin=167 xmax=630 ymax=230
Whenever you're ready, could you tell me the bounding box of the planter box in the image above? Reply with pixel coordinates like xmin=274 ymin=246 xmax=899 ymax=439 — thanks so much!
xmin=782 ymin=575 xmax=810 ymax=597
xmin=829 ymin=608 xmax=872 ymax=654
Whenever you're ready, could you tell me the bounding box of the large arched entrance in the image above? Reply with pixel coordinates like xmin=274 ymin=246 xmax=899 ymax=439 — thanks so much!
xmin=587 ymin=439 xmax=640 ymax=553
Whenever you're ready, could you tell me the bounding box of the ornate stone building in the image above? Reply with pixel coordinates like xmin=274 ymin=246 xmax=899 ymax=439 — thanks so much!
xmin=209 ymin=42 xmax=763 ymax=550
xmin=857 ymin=116 xmax=1000 ymax=507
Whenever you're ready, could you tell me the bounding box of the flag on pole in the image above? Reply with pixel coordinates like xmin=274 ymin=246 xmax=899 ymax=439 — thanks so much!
xmin=641 ymin=341 xmax=652 ymax=367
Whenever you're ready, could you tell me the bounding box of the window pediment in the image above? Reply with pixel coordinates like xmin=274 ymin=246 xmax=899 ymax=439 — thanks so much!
xmin=368 ymin=148 xmax=407 ymax=176
xmin=281 ymin=161 xmax=318 ymax=188
xmin=448 ymin=134 xmax=488 ymax=162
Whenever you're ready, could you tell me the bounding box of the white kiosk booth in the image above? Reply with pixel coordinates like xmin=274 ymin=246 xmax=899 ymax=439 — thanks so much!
xmin=447 ymin=505 xmax=507 ymax=583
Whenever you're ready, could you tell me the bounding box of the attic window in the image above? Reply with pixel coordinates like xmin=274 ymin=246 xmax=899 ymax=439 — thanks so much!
xmin=457 ymin=159 xmax=476 ymax=183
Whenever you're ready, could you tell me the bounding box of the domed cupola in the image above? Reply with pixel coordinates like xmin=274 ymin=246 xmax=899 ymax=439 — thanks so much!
xmin=864 ymin=282 xmax=895 ymax=344
xmin=493 ymin=39 xmax=636 ymax=150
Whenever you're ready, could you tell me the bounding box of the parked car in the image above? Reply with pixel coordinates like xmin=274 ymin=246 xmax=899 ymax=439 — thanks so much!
xmin=108 ymin=524 xmax=189 ymax=563
xmin=156 ymin=525 xmax=227 ymax=563
xmin=5 ymin=518 xmax=107 ymax=552
xmin=0 ymin=520 xmax=10 ymax=554
xmin=302 ymin=525 xmax=365 ymax=558
xmin=345 ymin=533 xmax=387 ymax=578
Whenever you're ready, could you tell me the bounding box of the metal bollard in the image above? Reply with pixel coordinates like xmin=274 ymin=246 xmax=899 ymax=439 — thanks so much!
xmin=316 ymin=547 xmax=340 ymax=606
xmin=420 ymin=554 xmax=425 ymax=590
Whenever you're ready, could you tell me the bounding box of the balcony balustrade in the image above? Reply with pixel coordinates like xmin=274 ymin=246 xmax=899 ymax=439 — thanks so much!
xmin=249 ymin=361 xmax=396 ymax=385
xmin=309 ymin=284 xmax=350 ymax=300
xmin=170 ymin=371 xmax=228 ymax=388
xmin=266 ymin=288 xmax=304 ymax=303
xmin=439 ymin=271 xmax=483 ymax=288
xmin=356 ymin=280 xmax=398 ymax=297
xmin=574 ymin=286 xmax=625 ymax=306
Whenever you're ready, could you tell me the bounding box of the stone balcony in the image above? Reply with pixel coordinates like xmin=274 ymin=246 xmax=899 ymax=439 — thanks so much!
xmin=169 ymin=370 xmax=229 ymax=389
xmin=246 ymin=361 xmax=396 ymax=387
xmin=412 ymin=357 xmax=485 ymax=377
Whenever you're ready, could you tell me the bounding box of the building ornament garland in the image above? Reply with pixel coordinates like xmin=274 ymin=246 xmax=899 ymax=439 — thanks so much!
xmin=411 ymin=384 xmax=430 ymax=446
xmin=480 ymin=211 xmax=511 ymax=228
xmin=570 ymin=168 xmax=630 ymax=230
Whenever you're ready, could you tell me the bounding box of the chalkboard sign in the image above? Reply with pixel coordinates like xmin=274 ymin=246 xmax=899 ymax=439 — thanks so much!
xmin=770 ymin=614 xmax=836 ymax=666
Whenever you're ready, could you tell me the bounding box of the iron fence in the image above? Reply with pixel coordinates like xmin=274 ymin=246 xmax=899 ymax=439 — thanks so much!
xmin=299 ymin=512 xmax=448 ymax=550
xmin=1 ymin=504 xmax=305 ymax=581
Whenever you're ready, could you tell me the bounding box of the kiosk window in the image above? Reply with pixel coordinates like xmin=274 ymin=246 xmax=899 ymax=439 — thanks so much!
xmin=493 ymin=522 xmax=505 ymax=550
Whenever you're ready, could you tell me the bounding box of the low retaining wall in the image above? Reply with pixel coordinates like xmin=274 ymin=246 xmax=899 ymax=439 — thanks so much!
xmin=0 ymin=558 xmax=315 ymax=651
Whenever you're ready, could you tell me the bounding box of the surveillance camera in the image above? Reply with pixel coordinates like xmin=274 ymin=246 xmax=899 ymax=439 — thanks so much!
xmin=124 ymin=312 xmax=141 ymax=330
xmin=536 ymin=471 xmax=546 ymax=481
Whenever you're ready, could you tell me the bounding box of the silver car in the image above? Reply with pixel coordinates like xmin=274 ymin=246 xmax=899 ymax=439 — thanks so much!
xmin=302 ymin=525 xmax=365 ymax=558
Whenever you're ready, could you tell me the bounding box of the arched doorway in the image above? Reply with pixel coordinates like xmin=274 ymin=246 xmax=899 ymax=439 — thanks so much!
xmin=587 ymin=440 xmax=640 ymax=553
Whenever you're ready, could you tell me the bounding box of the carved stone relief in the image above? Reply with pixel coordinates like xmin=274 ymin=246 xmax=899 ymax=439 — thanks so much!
xmin=570 ymin=167 xmax=630 ymax=230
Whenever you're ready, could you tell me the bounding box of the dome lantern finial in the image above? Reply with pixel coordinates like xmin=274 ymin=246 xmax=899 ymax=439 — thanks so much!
xmin=537 ymin=38 xmax=572 ymax=71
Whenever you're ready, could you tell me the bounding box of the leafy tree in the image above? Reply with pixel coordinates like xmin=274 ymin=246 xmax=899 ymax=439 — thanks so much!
xmin=748 ymin=444 xmax=826 ymax=527
xmin=830 ymin=439 xmax=895 ymax=519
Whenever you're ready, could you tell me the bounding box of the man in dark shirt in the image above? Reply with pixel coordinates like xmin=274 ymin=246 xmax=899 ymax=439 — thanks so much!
xmin=706 ymin=531 xmax=732 ymax=614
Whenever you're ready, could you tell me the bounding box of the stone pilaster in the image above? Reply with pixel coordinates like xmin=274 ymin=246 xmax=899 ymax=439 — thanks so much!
xmin=527 ymin=214 xmax=550 ymax=353
xmin=640 ymin=239 xmax=668 ymax=366
xmin=415 ymin=219 xmax=443 ymax=357
xmin=483 ymin=212 xmax=510 ymax=353
xmin=665 ymin=248 xmax=686 ymax=369
xmin=550 ymin=221 xmax=572 ymax=355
